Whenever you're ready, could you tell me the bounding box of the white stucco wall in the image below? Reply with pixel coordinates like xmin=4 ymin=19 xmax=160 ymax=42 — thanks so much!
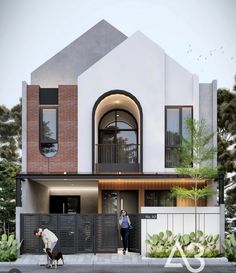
xmin=141 ymin=207 xmax=221 ymax=256
xmin=78 ymin=31 xmax=165 ymax=172
xmin=77 ymin=31 xmax=197 ymax=173
xmin=165 ymin=55 xmax=194 ymax=106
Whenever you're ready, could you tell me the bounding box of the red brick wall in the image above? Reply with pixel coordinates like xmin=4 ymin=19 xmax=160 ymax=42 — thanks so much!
xmin=27 ymin=85 xmax=78 ymax=173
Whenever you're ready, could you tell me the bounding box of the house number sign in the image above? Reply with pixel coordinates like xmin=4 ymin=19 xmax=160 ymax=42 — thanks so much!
xmin=141 ymin=213 xmax=157 ymax=219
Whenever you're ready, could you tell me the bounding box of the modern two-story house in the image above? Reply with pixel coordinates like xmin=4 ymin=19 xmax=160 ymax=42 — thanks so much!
xmin=16 ymin=20 xmax=218 ymax=253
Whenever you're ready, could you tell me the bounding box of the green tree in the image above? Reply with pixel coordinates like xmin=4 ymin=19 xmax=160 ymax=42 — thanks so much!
xmin=171 ymin=118 xmax=218 ymax=233
xmin=0 ymin=100 xmax=22 ymax=162
xmin=0 ymin=160 xmax=20 ymax=234
xmin=0 ymin=101 xmax=21 ymax=235
xmin=218 ymin=77 xmax=236 ymax=221
xmin=217 ymin=88 xmax=236 ymax=176
xmin=225 ymin=176 xmax=236 ymax=220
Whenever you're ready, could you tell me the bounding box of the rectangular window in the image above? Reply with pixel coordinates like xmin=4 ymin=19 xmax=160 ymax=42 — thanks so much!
xmin=39 ymin=88 xmax=58 ymax=105
xmin=50 ymin=196 xmax=80 ymax=213
xmin=40 ymin=108 xmax=57 ymax=143
xmin=165 ymin=106 xmax=192 ymax=168
xmin=145 ymin=190 xmax=176 ymax=206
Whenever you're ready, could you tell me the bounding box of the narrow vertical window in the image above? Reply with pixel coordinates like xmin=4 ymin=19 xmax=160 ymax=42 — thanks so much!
xmin=165 ymin=107 xmax=192 ymax=168
xmin=40 ymin=108 xmax=58 ymax=157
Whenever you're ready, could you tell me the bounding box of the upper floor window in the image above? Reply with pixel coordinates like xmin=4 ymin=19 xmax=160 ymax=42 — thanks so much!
xmin=40 ymin=108 xmax=58 ymax=157
xmin=165 ymin=106 xmax=192 ymax=168
xmin=98 ymin=109 xmax=138 ymax=164
xmin=39 ymin=88 xmax=58 ymax=105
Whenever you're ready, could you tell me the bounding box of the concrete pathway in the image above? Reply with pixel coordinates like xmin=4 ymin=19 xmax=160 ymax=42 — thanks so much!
xmin=0 ymin=249 xmax=231 ymax=266
xmin=0 ymin=251 xmax=235 ymax=273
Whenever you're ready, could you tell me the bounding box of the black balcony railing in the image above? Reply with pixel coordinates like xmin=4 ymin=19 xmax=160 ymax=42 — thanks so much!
xmin=95 ymin=144 xmax=140 ymax=172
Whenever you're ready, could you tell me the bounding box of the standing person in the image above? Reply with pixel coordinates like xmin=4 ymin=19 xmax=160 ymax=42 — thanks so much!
xmin=34 ymin=228 xmax=58 ymax=268
xmin=119 ymin=210 xmax=131 ymax=255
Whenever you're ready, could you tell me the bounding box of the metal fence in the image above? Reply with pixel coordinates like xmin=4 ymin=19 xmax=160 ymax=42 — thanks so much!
xmin=20 ymin=213 xmax=141 ymax=254
xmin=21 ymin=214 xmax=118 ymax=254
xmin=96 ymin=144 xmax=139 ymax=164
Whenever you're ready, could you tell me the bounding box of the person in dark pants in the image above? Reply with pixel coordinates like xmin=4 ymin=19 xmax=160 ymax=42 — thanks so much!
xmin=119 ymin=210 xmax=131 ymax=255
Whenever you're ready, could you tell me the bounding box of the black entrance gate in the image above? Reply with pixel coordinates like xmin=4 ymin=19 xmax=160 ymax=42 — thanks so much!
xmin=21 ymin=214 xmax=118 ymax=254
xmin=128 ymin=214 xmax=141 ymax=253
xmin=21 ymin=213 xmax=141 ymax=254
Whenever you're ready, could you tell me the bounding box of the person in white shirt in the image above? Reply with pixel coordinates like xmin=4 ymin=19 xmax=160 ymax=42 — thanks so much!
xmin=34 ymin=228 xmax=58 ymax=268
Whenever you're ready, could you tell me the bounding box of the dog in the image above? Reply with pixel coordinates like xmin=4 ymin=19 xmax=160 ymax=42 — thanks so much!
xmin=46 ymin=248 xmax=64 ymax=269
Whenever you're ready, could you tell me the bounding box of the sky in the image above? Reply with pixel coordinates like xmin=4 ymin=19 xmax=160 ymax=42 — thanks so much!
xmin=0 ymin=0 xmax=236 ymax=108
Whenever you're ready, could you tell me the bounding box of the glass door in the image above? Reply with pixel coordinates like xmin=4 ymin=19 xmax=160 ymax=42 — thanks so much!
xmin=102 ymin=190 xmax=138 ymax=214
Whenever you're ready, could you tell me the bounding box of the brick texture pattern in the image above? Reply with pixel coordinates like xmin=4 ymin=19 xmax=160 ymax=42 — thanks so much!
xmin=27 ymin=85 xmax=78 ymax=173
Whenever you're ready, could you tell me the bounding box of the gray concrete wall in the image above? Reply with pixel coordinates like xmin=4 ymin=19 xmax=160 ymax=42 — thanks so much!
xmin=22 ymin=180 xmax=49 ymax=213
xmin=31 ymin=20 xmax=127 ymax=87
xmin=199 ymin=80 xmax=217 ymax=166
xmin=199 ymin=80 xmax=218 ymax=206
xmin=15 ymin=207 xmax=22 ymax=243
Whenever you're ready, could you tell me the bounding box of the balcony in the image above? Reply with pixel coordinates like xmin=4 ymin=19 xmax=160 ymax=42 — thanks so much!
xmin=95 ymin=144 xmax=141 ymax=173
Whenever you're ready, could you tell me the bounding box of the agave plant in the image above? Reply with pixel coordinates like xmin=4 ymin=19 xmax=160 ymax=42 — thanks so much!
xmin=0 ymin=234 xmax=22 ymax=261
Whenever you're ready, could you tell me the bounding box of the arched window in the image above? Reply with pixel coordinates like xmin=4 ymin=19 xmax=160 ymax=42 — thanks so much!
xmin=98 ymin=110 xmax=138 ymax=164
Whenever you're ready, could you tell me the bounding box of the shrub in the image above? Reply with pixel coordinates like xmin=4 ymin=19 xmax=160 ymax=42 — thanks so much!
xmin=0 ymin=233 xmax=22 ymax=261
xmin=145 ymin=230 xmax=219 ymax=258
xmin=223 ymin=233 xmax=236 ymax=261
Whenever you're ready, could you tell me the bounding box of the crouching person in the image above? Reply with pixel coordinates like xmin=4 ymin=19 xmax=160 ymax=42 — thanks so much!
xmin=34 ymin=228 xmax=58 ymax=268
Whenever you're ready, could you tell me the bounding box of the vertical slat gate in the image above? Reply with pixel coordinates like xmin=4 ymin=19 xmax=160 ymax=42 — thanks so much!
xmin=128 ymin=214 xmax=141 ymax=253
xmin=57 ymin=214 xmax=76 ymax=254
xmin=20 ymin=214 xmax=40 ymax=253
xmin=77 ymin=214 xmax=94 ymax=253
xmin=39 ymin=214 xmax=58 ymax=252
xmin=21 ymin=213 xmax=124 ymax=254
xmin=94 ymin=214 xmax=117 ymax=253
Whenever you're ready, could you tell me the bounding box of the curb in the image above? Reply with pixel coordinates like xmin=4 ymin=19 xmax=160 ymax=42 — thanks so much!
xmin=0 ymin=256 xmax=232 ymax=266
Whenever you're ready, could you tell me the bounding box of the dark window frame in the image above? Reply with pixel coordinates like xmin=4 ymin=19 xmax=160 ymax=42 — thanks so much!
xmin=50 ymin=195 xmax=81 ymax=214
xmin=39 ymin=107 xmax=58 ymax=157
xmin=98 ymin=109 xmax=138 ymax=164
xmin=39 ymin=88 xmax=58 ymax=105
xmin=145 ymin=190 xmax=176 ymax=207
xmin=165 ymin=106 xmax=193 ymax=168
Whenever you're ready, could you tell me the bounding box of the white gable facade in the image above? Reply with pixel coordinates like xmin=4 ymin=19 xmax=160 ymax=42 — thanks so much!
xmin=77 ymin=31 xmax=209 ymax=173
